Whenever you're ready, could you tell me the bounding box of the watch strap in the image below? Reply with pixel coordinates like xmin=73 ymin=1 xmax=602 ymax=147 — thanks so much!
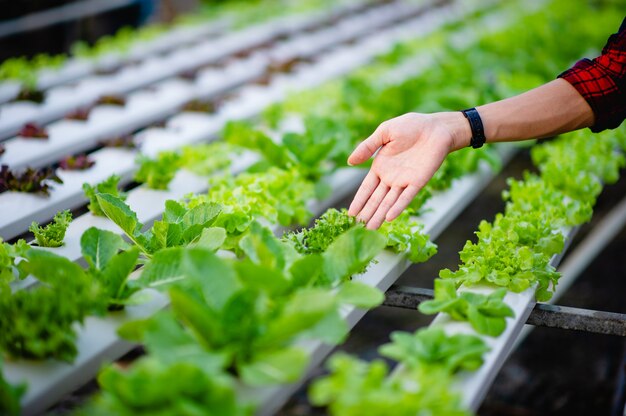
xmin=461 ymin=107 xmax=486 ymax=149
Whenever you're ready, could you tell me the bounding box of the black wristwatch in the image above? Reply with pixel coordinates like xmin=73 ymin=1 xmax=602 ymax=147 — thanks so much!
xmin=461 ymin=107 xmax=486 ymax=149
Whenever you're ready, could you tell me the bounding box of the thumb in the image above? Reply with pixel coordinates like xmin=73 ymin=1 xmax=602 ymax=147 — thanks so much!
xmin=347 ymin=127 xmax=385 ymax=166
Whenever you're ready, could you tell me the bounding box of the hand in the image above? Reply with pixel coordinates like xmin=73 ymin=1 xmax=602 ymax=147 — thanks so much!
xmin=347 ymin=112 xmax=470 ymax=229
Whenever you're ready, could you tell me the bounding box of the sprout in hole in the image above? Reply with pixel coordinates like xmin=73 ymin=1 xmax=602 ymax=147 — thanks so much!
xmin=182 ymin=99 xmax=215 ymax=113
xmin=0 ymin=165 xmax=62 ymax=195
xmin=93 ymin=65 xmax=121 ymax=76
xmin=253 ymin=73 xmax=272 ymax=86
xmin=100 ymin=134 xmax=136 ymax=149
xmin=96 ymin=95 xmax=126 ymax=106
xmin=148 ymin=119 xmax=167 ymax=129
xmin=178 ymin=69 xmax=198 ymax=81
xmin=269 ymin=57 xmax=310 ymax=74
xmin=16 ymin=88 xmax=45 ymax=103
xmin=59 ymin=154 xmax=95 ymax=171
xmin=65 ymin=107 xmax=91 ymax=121
xmin=18 ymin=122 xmax=49 ymax=139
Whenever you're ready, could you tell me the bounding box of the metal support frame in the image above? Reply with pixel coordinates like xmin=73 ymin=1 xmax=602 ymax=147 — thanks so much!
xmin=383 ymin=285 xmax=626 ymax=337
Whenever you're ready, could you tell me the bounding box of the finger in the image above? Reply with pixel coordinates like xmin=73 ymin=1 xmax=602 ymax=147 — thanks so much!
xmin=366 ymin=187 xmax=402 ymax=230
xmin=385 ymin=185 xmax=421 ymax=222
xmin=347 ymin=126 xmax=385 ymax=166
xmin=356 ymin=182 xmax=390 ymax=224
xmin=348 ymin=170 xmax=380 ymax=216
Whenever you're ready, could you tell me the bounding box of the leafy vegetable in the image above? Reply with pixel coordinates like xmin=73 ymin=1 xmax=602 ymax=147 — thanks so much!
xmin=380 ymin=327 xmax=489 ymax=373
xmin=0 ymin=249 xmax=101 ymax=361
xmin=121 ymin=248 xmax=338 ymax=385
xmin=189 ymin=167 xmax=315 ymax=234
xmin=95 ymin=194 xmax=223 ymax=256
xmin=439 ymin=213 xmax=564 ymax=301
xmin=321 ymin=226 xmax=386 ymax=285
xmin=309 ymin=353 xmax=470 ymax=416
xmin=18 ymin=123 xmax=48 ymax=139
xmin=81 ymin=227 xmax=140 ymax=309
xmin=182 ymin=99 xmax=216 ymax=113
xmin=0 ymin=239 xmax=29 ymax=284
xmin=96 ymin=95 xmax=126 ymax=106
xmin=284 ymin=209 xmax=436 ymax=266
xmin=84 ymin=358 xmax=249 ymax=416
xmin=418 ymin=279 xmax=514 ymax=337
xmin=146 ymin=200 xmax=223 ymax=253
xmin=0 ymin=165 xmax=62 ymax=195
xmin=179 ymin=142 xmax=239 ymax=176
xmin=59 ymin=154 xmax=95 ymax=170
xmin=0 ymin=358 xmax=26 ymax=416
xmin=29 ymin=209 xmax=72 ymax=248
xmin=0 ymin=53 xmax=64 ymax=89
xmin=378 ymin=211 xmax=437 ymax=263
xmin=100 ymin=134 xmax=136 ymax=149
xmin=95 ymin=193 xmax=150 ymax=254
xmin=83 ymin=175 xmax=126 ymax=216
xmin=284 ymin=208 xmax=356 ymax=255
xmin=134 ymin=152 xmax=182 ymax=190
xmin=65 ymin=107 xmax=91 ymax=121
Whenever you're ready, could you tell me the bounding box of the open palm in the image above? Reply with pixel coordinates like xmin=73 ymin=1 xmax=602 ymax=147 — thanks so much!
xmin=347 ymin=112 xmax=464 ymax=229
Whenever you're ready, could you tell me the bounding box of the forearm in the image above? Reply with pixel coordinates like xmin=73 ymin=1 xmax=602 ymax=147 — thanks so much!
xmin=449 ymin=78 xmax=595 ymax=151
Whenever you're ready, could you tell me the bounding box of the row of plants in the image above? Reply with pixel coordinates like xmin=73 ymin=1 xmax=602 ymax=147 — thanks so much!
xmin=0 ymin=0 xmax=365 ymax=99
xmin=4 ymin=0 xmax=616 ymax=410
xmin=0 ymin=95 xmax=223 ymax=194
xmin=310 ymin=127 xmax=626 ymax=416
xmin=0 ymin=1 xmax=517 ymax=412
xmin=306 ymin=0 xmax=626 ymax=414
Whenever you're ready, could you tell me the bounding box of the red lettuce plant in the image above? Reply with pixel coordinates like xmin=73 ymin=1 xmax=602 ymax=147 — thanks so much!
xmin=0 ymin=165 xmax=62 ymax=195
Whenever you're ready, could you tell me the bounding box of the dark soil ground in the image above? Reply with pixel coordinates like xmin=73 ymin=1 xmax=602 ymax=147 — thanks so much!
xmin=279 ymin=149 xmax=626 ymax=416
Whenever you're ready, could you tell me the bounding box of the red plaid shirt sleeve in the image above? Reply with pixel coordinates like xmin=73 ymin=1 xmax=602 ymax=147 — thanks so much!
xmin=558 ymin=17 xmax=626 ymax=132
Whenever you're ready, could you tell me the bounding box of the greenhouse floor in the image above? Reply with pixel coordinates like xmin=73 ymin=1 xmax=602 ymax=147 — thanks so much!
xmin=279 ymin=148 xmax=626 ymax=416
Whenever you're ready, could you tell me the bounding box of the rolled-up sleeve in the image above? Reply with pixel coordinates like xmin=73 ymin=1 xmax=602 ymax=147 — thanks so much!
xmin=558 ymin=17 xmax=626 ymax=132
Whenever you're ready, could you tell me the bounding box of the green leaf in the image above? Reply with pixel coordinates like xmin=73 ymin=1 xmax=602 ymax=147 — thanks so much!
xmin=101 ymin=247 xmax=139 ymax=303
xmin=181 ymin=248 xmax=239 ymax=310
xmin=182 ymin=202 xmax=222 ymax=229
xmin=80 ymin=227 xmax=128 ymax=270
xmin=301 ymin=309 xmax=348 ymax=345
xmin=466 ymin=304 xmax=507 ymax=337
xmin=83 ymin=174 xmax=126 ymax=217
xmin=322 ymin=227 xmax=386 ymax=284
xmin=257 ymin=288 xmax=336 ymax=347
xmin=223 ymin=121 xmax=294 ymax=169
xmin=148 ymin=220 xmax=183 ymax=251
xmin=239 ymin=347 xmax=308 ymax=386
xmin=239 ymin=221 xmax=294 ymax=271
xmin=169 ymin=287 xmax=222 ymax=350
xmin=163 ymin=199 xmax=187 ymax=223
xmin=234 ymin=260 xmax=290 ymax=296
xmin=137 ymin=247 xmax=239 ymax=311
xmin=289 ymin=253 xmax=323 ymax=288
xmin=23 ymin=248 xmax=87 ymax=287
xmin=190 ymin=227 xmax=227 ymax=251
xmin=336 ymin=281 xmax=384 ymax=308
xmin=136 ymin=247 xmax=185 ymax=289
xmin=96 ymin=193 xmax=149 ymax=252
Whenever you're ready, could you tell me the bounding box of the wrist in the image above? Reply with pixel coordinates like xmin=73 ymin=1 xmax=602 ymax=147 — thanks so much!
xmin=434 ymin=112 xmax=472 ymax=152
